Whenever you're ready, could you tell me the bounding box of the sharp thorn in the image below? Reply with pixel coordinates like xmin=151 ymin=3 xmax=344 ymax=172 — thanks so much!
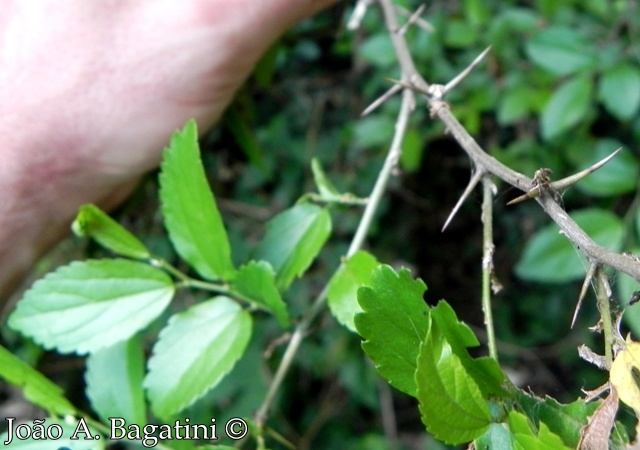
xmin=361 ymin=83 xmax=403 ymax=116
xmin=442 ymin=170 xmax=484 ymax=231
xmin=443 ymin=46 xmax=492 ymax=95
xmin=572 ymin=263 xmax=598 ymax=328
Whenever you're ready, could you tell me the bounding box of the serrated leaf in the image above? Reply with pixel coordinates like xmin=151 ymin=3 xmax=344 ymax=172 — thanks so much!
xmin=517 ymin=391 xmax=598 ymax=448
xmin=475 ymin=423 xmax=514 ymax=449
xmin=355 ymin=265 xmax=429 ymax=397
xmin=0 ymin=345 xmax=76 ymax=416
xmin=328 ymin=251 xmax=379 ymax=333
xmin=577 ymin=140 xmax=639 ymax=196
xmin=416 ymin=319 xmax=492 ymax=444
xmin=9 ymin=259 xmax=174 ymax=354
xmin=72 ymin=204 xmax=150 ymax=259
xmin=526 ymin=26 xmax=596 ymax=76
xmin=85 ymin=336 xmax=146 ymax=425
xmin=255 ymin=203 xmax=331 ymax=291
xmin=541 ymin=75 xmax=593 ymax=140
xmin=598 ymin=63 xmax=640 ymax=120
xmin=508 ymin=411 xmax=572 ymax=450
xmin=0 ymin=418 xmax=104 ymax=449
xmin=429 ymin=301 xmax=507 ymax=397
xmin=145 ymin=297 xmax=252 ymax=419
xmin=311 ymin=158 xmax=340 ymax=200
xmin=516 ymin=208 xmax=624 ymax=283
xmin=159 ymin=120 xmax=235 ymax=281
xmin=231 ymin=260 xmax=289 ymax=327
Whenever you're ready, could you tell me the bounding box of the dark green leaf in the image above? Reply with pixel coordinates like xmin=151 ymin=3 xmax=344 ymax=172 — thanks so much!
xmin=619 ymin=247 xmax=640 ymax=337
xmin=498 ymin=85 xmax=537 ymax=124
xmin=328 ymin=251 xmax=379 ymax=332
xmin=355 ymin=265 xmax=429 ymax=397
xmin=159 ymin=120 xmax=235 ymax=281
xmin=516 ymin=208 xmax=624 ymax=282
xmin=416 ymin=315 xmax=492 ymax=444
xmin=145 ymin=297 xmax=252 ymax=419
xmin=255 ymin=203 xmax=331 ymax=291
xmin=232 ymin=260 xmax=289 ymax=327
xmin=517 ymin=392 xmax=598 ymax=448
xmin=85 ymin=336 xmax=146 ymax=425
xmin=72 ymin=204 xmax=150 ymax=260
xmin=577 ymin=140 xmax=638 ymax=196
xmin=358 ymin=33 xmax=396 ymax=67
xmin=598 ymin=63 xmax=640 ymax=120
xmin=541 ymin=75 xmax=593 ymax=140
xmin=526 ymin=26 xmax=596 ymax=76
xmin=223 ymin=105 xmax=267 ymax=172
xmin=9 ymin=259 xmax=174 ymax=354
xmin=0 ymin=345 xmax=76 ymax=416
xmin=508 ymin=411 xmax=572 ymax=449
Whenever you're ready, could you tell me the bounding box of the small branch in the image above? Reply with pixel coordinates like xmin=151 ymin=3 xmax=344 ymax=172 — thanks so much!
xmin=396 ymin=4 xmax=426 ymax=36
xmin=481 ymin=175 xmax=498 ymax=361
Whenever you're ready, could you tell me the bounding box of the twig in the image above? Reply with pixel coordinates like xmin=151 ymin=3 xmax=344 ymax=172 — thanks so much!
xmin=481 ymin=176 xmax=498 ymax=361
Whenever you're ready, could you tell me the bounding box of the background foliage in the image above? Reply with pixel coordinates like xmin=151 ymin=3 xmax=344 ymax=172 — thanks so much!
xmin=3 ymin=0 xmax=640 ymax=448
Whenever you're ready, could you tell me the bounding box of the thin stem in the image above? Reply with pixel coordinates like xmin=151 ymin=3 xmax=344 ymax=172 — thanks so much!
xmin=255 ymin=88 xmax=414 ymax=428
xmin=481 ymin=176 xmax=498 ymax=361
xmin=596 ymin=270 xmax=614 ymax=367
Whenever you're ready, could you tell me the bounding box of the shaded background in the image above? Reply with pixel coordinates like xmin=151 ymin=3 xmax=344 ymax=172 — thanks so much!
xmin=3 ymin=0 xmax=640 ymax=448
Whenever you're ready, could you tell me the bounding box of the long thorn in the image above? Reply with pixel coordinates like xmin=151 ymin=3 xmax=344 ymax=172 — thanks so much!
xmin=361 ymin=83 xmax=403 ymax=116
xmin=397 ymin=4 xmax=426 ymax=35
xmin=572 ymin=262 xmax=598 ymax=328
xmin=443 ymin=46 xmax=492 ymax=95
xmin=442 ymin=169 xmax=484 ymax=231
xmin=508 ymin=148 xmax=623 ymax=205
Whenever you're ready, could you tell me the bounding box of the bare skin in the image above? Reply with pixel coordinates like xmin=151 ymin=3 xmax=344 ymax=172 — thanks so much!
xmin=0 ymin=0 xmax=338 ymax=303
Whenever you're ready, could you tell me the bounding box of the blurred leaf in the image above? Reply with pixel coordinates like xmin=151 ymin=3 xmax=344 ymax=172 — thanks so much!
xmin=72 ymin=204 xmax=150 ymax=260
xmin=598 ymin=63 xmax=640 ymax=120
xmin=359 ymin=33 xmax=396 ymax=67
xmin=399 ymin=129 xmax=424 ymax=172
xmin=526 ymin=26 xmax=597 ymax=76
xmin=610 ymin=337 xmax=640 ymax=413
xmin=353 ymin=115 xmax=395 ymax=149
xmin=9 ymin=260 xmax=174 ymax=354
xmin=145 ymin=297 xmax=252 ymax=419
xmin=577 ymin=140 xmax=638 ymax=196
xmin=516 ymin=208 xmax=624 ymax=283
xmin=223 ymin=105 xmax=267 ymax=172
xmin=617 ymin=246 xmax=640 ymax=335
xmin=311 ymin=158 xmax=341 ymax=200
xmin=0 ymin=345 xmax=76 ymax=416
xmin=231 ymin=260 xmax=289 ymax=327
xmin=498 ymin=85 xmax=537 ymax=124
xmin=355 ymin=265 xmax=430 ymax=397
xmin=444 ymin=20 xmax=478 ymax=48
xmin=85 ymin=336 xmax=146 ymax=426
xmin=463 ymin=0 xmax=491 ymax=27
xmin=328 ymin=250 xmax=379 ymax=332
xmin=416 ymin=319 xmax=492 ymax=444
xmin=508 ymin=411 xmax=572 ymax=449
xmin=541 ymin=75 xmax=593 ymax=140
xmin=159 ymin=120 xmax=236 ymax=281
xmin=255 ymin=203 xmax=331 ymax=291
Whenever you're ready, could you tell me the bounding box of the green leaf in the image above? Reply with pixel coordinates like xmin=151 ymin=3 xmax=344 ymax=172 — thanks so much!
xmin=159 ymin=120 xmax=235 ymax=281
xmin=416 ymin=317 xmax=492 ymax=444
xmin=328 ymin=251 xmax=379 ymax=332
xmin=577 ymin=140 xmax=639 ymax=196
xmin=72 ymin=204 xmax=150 ymax=260
xmin=619 ymin=247 xmax=640 ymax=336
xmin=475 ymin=423 xmax=515 ymax=449
xmin=311 ymin=158 xmax=340 ymax=200
xmin=429 ymin=301 xmax=507 ymax=397
xmin=85 ymin=336 xmax=146 ymax=425
xmin=355 ymin=265 xmax=429 ymax=397
xmin=223 ymin=105 xmax=267 ymax=172
xmin=516 ymin=208 xmax=624 ymax=283
xmin=9 ymin=259 xmax=174 ymax=354
xmin=255 ymin=203 xmax=331 ymax=291
xmin=231 ymin=260 xmax=289 ymax=327
xmin=508 ymin=411 xmax=572 ymax=449
xmin=0 ymin=418 xmax=104 ymax=449
xmin=145 ymin=297 xmax=252 ymax=419
xmin=0 ymin=345 xmax=76 ymax=416
xmin=598 ymin=63 xmax=640 ymax=120
xmin=358 ymin=33 xmax=396 ymax=67
xmin=517 ymin=392 xmax=598 ymax=448
xmin=498 ymin=85 xmax=537 ymax=125
xmin=526 ymin=26 xmax=596 ymax=76
xmin=541 ymin=75 xmax=593 ymax=140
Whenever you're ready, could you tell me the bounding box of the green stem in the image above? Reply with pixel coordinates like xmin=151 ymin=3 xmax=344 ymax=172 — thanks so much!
xmin=596 ymin=270 xmax=613 ymax=366
xmin=481 ymin=176 xmax=498 ymax=361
